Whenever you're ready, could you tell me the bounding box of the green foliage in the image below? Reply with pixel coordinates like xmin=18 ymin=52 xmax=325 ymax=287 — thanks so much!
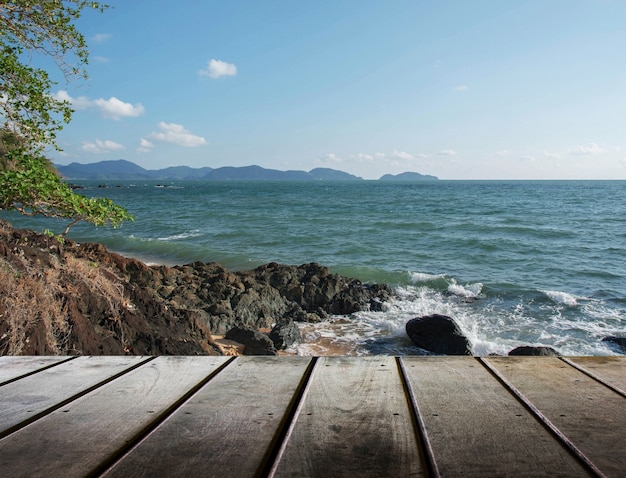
xmin=0 ymin=147 xmax=133 ymax=235
xmin=0 ymin=1 xmax=133 ymax=234
xmin=0 ymin=0 xmax=106 ymax=149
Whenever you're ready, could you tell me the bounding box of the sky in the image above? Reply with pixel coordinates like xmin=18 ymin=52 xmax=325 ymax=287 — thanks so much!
xmin=43 ymin=0 xmax=626 ymax=180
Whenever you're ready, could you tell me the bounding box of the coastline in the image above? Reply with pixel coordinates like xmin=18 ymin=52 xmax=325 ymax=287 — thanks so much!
xmin=2 ymin=218 xmax=625 ymax=357
xmin=0 ymin=220 xmax=391 ymax=356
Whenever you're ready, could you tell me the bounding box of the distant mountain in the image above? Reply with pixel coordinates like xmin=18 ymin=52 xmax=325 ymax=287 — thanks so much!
xmin=379 ymin=171 xmax=438 ymax=181
xmin=56 ymin=160 xmax=436 ymax=182
xmin=156 ymin=165 xmax=214 ymax=180
xmin=56 ymin=160 xmax=153 ymax=180
xmin=56 ymin=160 xmax=214 ymax=181
xmin=56 ymin=160 xmax=365 ymax=181
xmin=203 ymin=165 xmax=313 ymax=181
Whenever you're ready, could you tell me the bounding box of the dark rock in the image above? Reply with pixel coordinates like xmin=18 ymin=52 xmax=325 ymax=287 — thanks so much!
xmin=405 ymin=314 xmax=472 ymax=355
xmin=602 ymin=336 xmax=626 ymax=352
xmin=269 ymin=320 xmax=302 ymax=350
xmin=0 ymin=221 xmax=392 ymax=356
xmin=225 ymin=326 xmax=277 ymax=355
xmin=0 ymin=222 xmax=222 ymax=356
xmin=508 ymin=346 xmax=560 ymax=356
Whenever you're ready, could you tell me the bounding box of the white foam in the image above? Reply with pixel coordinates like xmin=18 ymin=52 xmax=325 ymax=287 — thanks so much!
xmin=288 ymin=283 xmax=625 ymax=357
xmin=409 ymin=271 xmax=444 ymax=283
xmin=542 ymin=290 xmax=578 ymax=306
xmin=157 ymin=230 xmax=202 ymax=241
xmin=447 ymin=279 xmax=483 ymax=298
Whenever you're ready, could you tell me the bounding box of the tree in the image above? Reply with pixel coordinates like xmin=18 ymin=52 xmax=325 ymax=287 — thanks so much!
xmin=0 ymin=0 xmax=133 ymax=234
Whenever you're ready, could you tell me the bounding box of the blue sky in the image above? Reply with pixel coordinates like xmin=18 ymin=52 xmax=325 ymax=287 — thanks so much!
xmin=47 ymin=0 xmax=626 ymax=179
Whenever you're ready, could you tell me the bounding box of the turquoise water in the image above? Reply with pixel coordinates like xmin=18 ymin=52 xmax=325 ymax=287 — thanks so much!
xmin=5 ymin=180 xmax=626 ymax=355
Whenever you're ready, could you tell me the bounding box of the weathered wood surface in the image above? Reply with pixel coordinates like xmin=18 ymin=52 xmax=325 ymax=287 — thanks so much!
xmin=485 ymin=357 xmax=626 ymax=477
xmin=565 ymin=356 xmax=626 ymax=395
xmin=271 ymin=356 xmax=425 ymax=478
xmin=0 ymin=356 xmax=150 ymax=439
xmin=0 ymin=356 xmax=74 ymax=385
xmin=401 ymin=357 xmax=592 ymax=477
xmin=105 ymin=356 xmax=312 ymax=478
xmin=0 ymin=356 xmax=623 ymax=478
xmin=0 ymin=356 xmax=229 ymax=477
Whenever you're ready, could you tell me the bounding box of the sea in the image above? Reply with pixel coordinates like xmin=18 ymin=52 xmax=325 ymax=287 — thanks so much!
xmin=4 ymin=180 xmax=626 ymax=356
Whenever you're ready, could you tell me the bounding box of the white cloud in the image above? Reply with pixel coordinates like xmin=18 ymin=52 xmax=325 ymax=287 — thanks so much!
xmin=81 ymin=139 xmax=125 ymax=154
xmin=495 ymin=150 xmax=511 ymax=156
xmin=543 ymin=151 xmax=561 ymax=159
xmin=147 ymin=122 xmax=207 ymax=147
xmin=353 ymin=153 xmax=374 ymax=161
xmin=92 ymin=97 xmax=145 ymax=120
xmin=437 ymin=150 xmax=457 ymax=156
xmin=137 ymin=138 xmax=154 ymax=153
xmin=320 ymin=153 xmax=342 ymax=163
xmin=54 ymin=90 xmax=144 ymax=120
xmin=93 ymin=56 xmax=111 ymax=63
xmin=570 ymin=142 xmax=619 ymax=155
xmin=391 ymin=149 xmax=413 ymax=160
xmin=54 ymin=90 xmax=91 ymax=110
xmin=92 ymin=33 xmax=111 ymax=43
xmin=139 ymin=138 xmax=154 ymax=148
xmin=454 ymin=85 xmax=469 ymax=92
xmin=199 ymin=59 xmax=238 ymax=79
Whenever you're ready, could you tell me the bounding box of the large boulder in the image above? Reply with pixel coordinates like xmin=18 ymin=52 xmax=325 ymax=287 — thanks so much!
xmin=268 ymin=320 xmax=302 ymax=350
xmin=225 ymin=326 xmax=277 ymax=355
xmin=405 ymin=314 xmax=472 ymax=355
xmin=508 ymin=346 xmax=560 ymax=356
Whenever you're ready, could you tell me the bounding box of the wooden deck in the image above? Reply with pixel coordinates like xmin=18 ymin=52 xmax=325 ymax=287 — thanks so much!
xmin=0 ymin=356 xmax=624 ymax=477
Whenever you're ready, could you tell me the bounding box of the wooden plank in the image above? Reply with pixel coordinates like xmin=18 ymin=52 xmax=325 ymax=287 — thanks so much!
xmin=103 ymin=356 xmax=312 ymax=478
xmin=401 ymin=357 xmax=592 ymax=477
xmin=0 ymin=356 xmax=230 ymax=478
xmin=0 ymin=356 xmax=74 ymax=385
xmin=486 ymin=356 xmax=626 ymax=477
xmin=0 ymin=355 xmax=149 ymax=438
xmin=564 ymin=356 xmax=626 ymax=395
xmin=270 ymin=356 xmax=424 ymax=478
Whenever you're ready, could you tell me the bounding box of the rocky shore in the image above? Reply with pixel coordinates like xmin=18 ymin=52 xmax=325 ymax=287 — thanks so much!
xmin=0 ymin=220 xmax=390 ymax=356
xmin=3 ymin=220 xmax=623 ymax=357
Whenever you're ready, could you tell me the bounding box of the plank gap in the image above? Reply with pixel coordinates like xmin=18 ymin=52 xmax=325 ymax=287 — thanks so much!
xmin=93 ymin=356 xmax=237 ymax=478
xmin=396 ymin=357 xmax=441 ymax=478
xmin=265 ymin=356 xmax=319 ymax=478
xmin=0 ymin=356 xmax=78 ymax=387
xmin=477 ymin=358 xmax=607 ymax=478
xmin=0 ymin=356 xmax=156 ymax=440
xmin=559 ymin=357 xmax=626 ymax=399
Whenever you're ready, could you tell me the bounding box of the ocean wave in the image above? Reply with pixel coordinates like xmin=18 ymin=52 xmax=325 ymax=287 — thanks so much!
xmin=541 ymin=290 xmax=579 ymax=306
xmin=447 ymin=279 xmax=483 ymax=299
xmin=289 ymin=281 xmax=624 ymax=357
xmin=156 ymin=230 xmax=202 ymax=241
xmin=408 ymin=271 xmax=444 ymax=282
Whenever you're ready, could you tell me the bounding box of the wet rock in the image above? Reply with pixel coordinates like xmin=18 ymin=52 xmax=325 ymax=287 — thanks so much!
xmin=225 ymin=326 xmax=277 ymax=355
xmin=508 ymin=346 xmax=561 ymax=356
xmin=405 ymin=314 xmax=473 ymax=355
xmin=269 ymin=320 xmax=302 ymax=350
